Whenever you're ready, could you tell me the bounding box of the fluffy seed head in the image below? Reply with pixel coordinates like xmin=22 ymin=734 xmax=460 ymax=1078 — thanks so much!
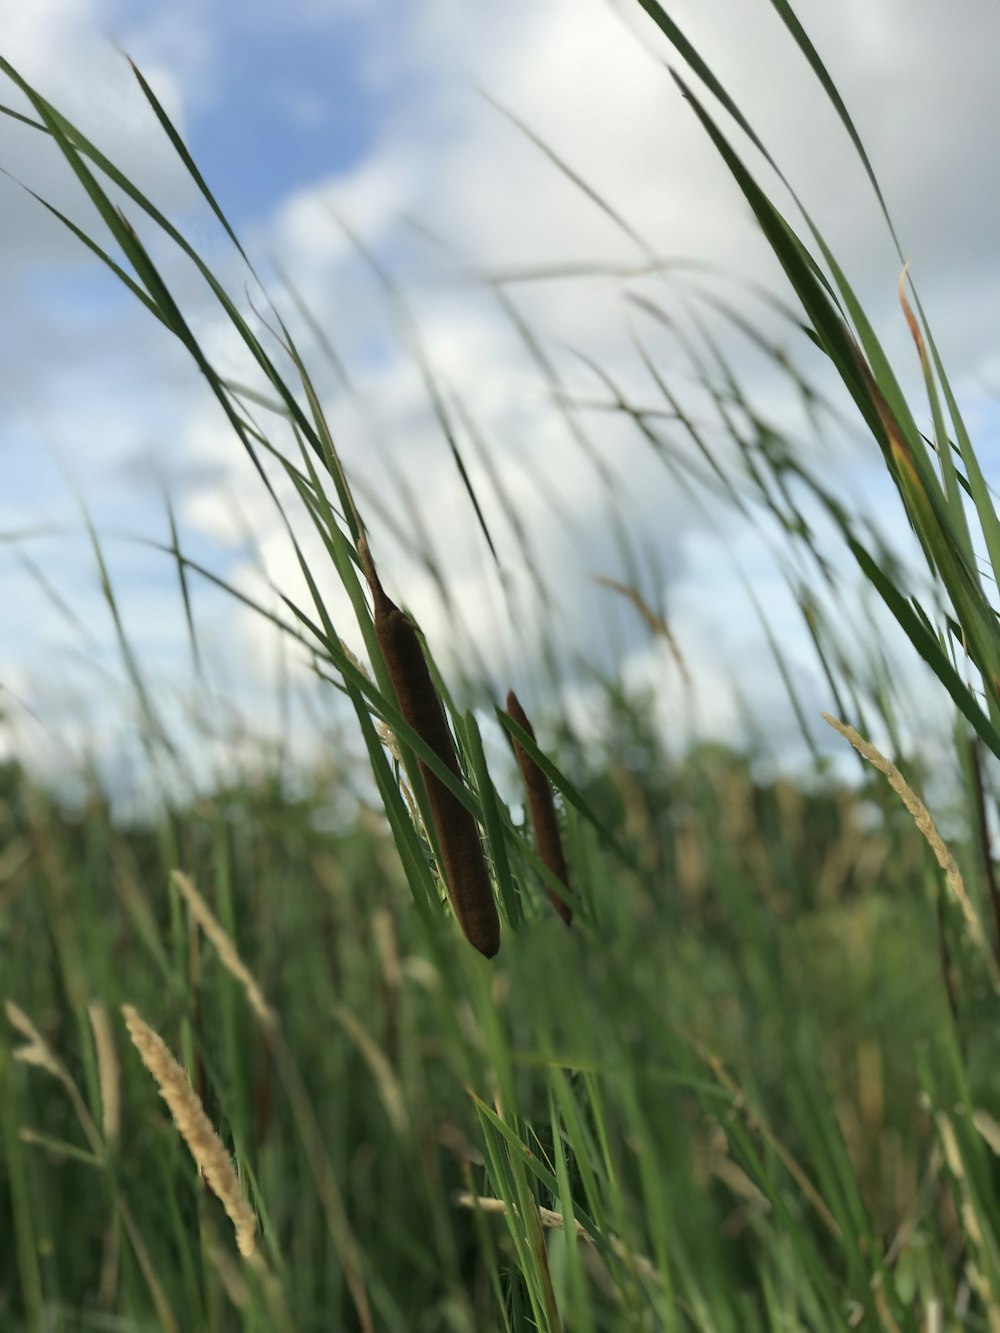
xmin=122 ymin=1004 xmax=257 ymax=1258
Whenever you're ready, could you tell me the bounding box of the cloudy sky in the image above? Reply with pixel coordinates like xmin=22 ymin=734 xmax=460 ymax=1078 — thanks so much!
xmin=2 ymin=0 xmax=999 ymax=793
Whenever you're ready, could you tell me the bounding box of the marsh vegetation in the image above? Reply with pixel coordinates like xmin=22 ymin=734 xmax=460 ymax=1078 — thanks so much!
xmin=3 ymin=5 xmax=1000 ymax=1329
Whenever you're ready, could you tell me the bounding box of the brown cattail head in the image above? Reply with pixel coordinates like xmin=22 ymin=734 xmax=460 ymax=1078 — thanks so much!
xmin=506 ymin=690 xmax=572 ymax=926
xmin=364 ymin=542 xmax=499 ymax=958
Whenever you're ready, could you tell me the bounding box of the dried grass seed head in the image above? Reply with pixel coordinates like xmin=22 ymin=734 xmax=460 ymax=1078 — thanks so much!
xmin=122 ymin=1004 xmax=258 ymax=1258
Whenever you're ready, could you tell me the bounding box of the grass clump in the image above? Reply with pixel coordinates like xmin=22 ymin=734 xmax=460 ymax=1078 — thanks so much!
xmin=3 ymin=3 xmax=1000 ymax=1330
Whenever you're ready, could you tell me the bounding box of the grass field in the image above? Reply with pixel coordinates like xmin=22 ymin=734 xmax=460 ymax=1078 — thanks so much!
xmin=4 ymin=4 xmax=1000 ymax=1330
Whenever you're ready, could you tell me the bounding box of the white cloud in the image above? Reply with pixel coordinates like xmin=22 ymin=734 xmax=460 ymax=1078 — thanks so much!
xmin=3 ymin=0 xmax=998 ymax=788
xmin=0 ymin=0 xmax=199 ymax=266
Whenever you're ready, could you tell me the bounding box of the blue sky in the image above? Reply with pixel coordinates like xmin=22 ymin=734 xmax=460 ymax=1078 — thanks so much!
xmin=3 ymin=0 xmax=1000 ymax=794
xmin=165 ymin=11 xmax=381 ymax=217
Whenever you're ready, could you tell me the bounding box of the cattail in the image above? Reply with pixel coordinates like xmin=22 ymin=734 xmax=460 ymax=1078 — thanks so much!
xmin=505 ymin=690 xmax=572 ymax=926
xmin=360 ymin=536 xmax=500 ymax=958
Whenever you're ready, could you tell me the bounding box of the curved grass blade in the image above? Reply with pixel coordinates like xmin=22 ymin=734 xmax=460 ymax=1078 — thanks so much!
xmin=125 ymin=55 xmax=253 ymax=270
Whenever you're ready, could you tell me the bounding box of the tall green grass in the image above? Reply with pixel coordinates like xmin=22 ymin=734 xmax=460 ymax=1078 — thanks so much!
xmin=3 ymin=4 xmax=1000 ymax=1329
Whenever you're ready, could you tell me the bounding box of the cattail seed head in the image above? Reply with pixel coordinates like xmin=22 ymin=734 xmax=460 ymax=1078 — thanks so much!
xmin=506 ymin=690 xmax=572 ymax=926
xmin=364 ymin=555 xmax=499 ymax=958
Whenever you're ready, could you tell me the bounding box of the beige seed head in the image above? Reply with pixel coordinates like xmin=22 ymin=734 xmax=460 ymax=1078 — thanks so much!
xmin=122 ymin=1004 xmax=257 ymax=1258
xmin=171 ymin=871 xmax=277 ymax=1033
xmin=822 ymin=713 xmax=998 ymax=982
xmin=88 ymin=1001 xmax=121 ymax=1146
xmin=5 ymin=1000 xmax=63 ymax=1079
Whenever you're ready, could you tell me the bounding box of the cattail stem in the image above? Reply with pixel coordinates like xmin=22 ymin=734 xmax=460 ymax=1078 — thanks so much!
xmin=360 ymin=534 xmax=500 ymax=957
xmin=506 ymin=690 xmax=572 ymax=926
